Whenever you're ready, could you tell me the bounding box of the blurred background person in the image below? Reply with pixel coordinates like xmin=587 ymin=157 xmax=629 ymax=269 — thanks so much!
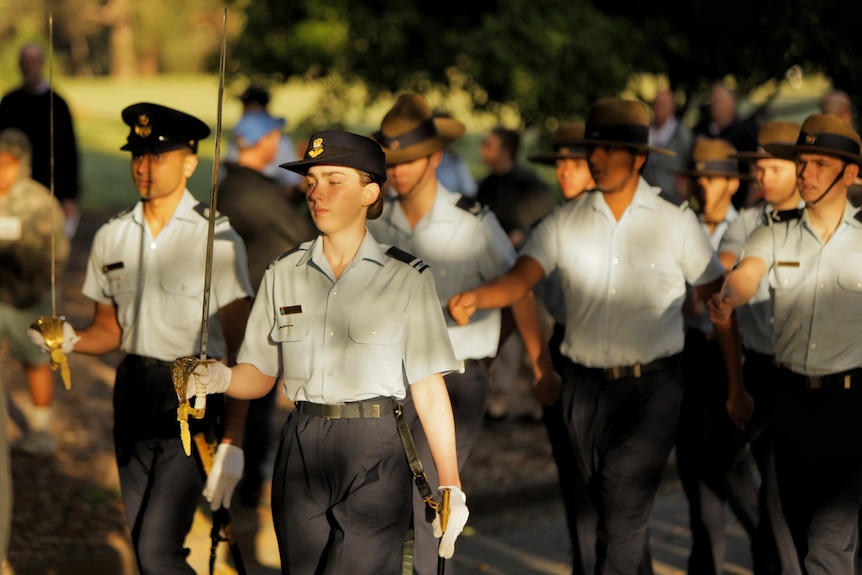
xmin=218 ymin=108 xmax=316 ymax=507
xmin=0 ymin=127 xmax=69 ymax=457
xmin=644 ymin=88 xmax=693 ymax=201
xmin=0 ymin=42 xmax=81 ymax=238
xmin=433 ymin=109 xmax=478 ymax=198
xmin=223 ymin=85 xmax=303 ymax=199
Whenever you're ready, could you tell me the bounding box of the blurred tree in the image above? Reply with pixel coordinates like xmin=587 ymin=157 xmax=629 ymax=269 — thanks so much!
xmin=232 ymin=0 xmax=862 ymax=130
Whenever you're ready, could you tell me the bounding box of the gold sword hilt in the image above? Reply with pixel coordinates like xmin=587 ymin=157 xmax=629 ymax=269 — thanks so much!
xmin=31 ymin=315 xmax=72 ymax=390
xmin=172 ymin=357 xmax=213 ymax=455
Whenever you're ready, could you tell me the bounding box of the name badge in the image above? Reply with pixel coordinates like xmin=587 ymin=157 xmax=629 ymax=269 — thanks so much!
xmin=279 ymin=305 xmax=302 ymax=315
xmin=0 ymin=216 xmax=22 ymax=241
xmin=102 ymin=262 xmax=125 ymax=273
xmin=775 ymin=261 xmax=800 ymax=268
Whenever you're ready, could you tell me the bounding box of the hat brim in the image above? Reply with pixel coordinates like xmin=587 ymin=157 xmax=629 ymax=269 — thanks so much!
xmin=764 ymin=142 xmax=862 ymax=166
xmin=280 ymin=150 xmax=382 ymax=180
xmin=528 ymin=151 xmax=589 ymax=165
xmin=120 ymin=139 xmax=192 ymax=154
xmin=380 ymin=117 xmax=466 ymax=166
xmin=565 ymin=138 xmax=675 ymax=157
xmin=675 ymin=168 xmax=753 ymax=179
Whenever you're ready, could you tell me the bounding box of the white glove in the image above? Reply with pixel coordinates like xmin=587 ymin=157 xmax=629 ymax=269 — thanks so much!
xmin=432 ymin=486 xmax=469 ymax=559
xmin=204 ymin=443 xmax=244 ymax=510
xmin=27 ymin=321 xmax=80 ymax=354
xmin=188 ymin=360 xmax=232 ymax=399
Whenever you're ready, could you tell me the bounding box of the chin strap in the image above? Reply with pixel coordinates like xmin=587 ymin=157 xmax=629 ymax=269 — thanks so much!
xmin=805 ymin=161 xmax=847 ymax=205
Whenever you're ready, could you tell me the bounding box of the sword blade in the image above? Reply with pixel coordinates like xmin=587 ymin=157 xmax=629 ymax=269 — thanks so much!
xmin=198 ymin=8 xmax=228 ymax=361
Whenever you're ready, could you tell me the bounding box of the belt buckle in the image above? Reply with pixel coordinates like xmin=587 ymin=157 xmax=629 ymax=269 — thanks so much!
xmin=604 ymin=366 xmax=621 ymax=380
xmin=807 ymin=376 xmax=822 ymax=390
xmin=322 ymin=404 xmax=343 ymax=419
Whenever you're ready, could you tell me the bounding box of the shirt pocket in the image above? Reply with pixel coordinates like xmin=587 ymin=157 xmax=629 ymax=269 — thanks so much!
xmin=835 ymin=265 xmax=862 ymax=322
xmin=767 ymin=263 xmax=805 ymax=291
xmin=104 ymin=268 xmax=137 ymax=328
xmin=270 ymin=312 xmax=312 ymax=381
xmin=630 ymin=247 xmax=680 ymax=310
xmin=160 ymin=274 xmax=205 ymax=329
xmin=347 ymin=315 xmax=403 ymax=386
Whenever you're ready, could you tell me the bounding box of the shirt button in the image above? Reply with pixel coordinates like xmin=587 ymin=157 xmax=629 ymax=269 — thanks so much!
xmin=328 ymin=331 xmax=334 ymax=336
xmin=819 ymin=283 xmax=825 ymax=289
xmin=609 ymin=288 xmax=616 ymax=295
xmin=810 ymin=343 xmax=816 ymax=350
xmin=439 ymin=270 xmax=447 ymax=277
xmin=332 ymin=289 xmax=337 ymax=295
xmin=150 ymin=242 xmax=157 ymax=249
xmin=612 ymin=258 xmax=619 ymax=264
xmin=326 ymin=371 xmax=333 ymax=377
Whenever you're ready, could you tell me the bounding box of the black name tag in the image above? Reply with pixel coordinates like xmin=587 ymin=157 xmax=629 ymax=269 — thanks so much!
xmin=102 ymin=262 xmax=124 ymax=272
xmin=279 ymin=305 xmax=302 ymax=315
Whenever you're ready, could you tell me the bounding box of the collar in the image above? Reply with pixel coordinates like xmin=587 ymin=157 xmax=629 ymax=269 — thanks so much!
xmin=131 ymin=189 xmax=198 ymax=225
xmin=298 ymin=229 xmax=387 ymax=270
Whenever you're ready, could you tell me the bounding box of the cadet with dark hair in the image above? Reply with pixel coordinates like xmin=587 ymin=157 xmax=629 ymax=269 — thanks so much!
xmin=191 ymin=130 xmax=468 ymax=573
xmin=451 ymin=98 xmax=745 ymax=575
xmin=28 ymin=102 xmax=254 ymax=574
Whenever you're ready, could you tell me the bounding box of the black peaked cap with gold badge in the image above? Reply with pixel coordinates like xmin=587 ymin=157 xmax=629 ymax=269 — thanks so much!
xmin=120 ymin=102 xmax=211 ymax=154
xmin=280 ymin=130 xmax=387 ymax=184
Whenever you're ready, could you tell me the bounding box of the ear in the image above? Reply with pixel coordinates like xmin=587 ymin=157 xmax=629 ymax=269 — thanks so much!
xmin=844 ymin=162 xmax=860 ymax=184
xmin=183 ymin=153 xmax=199 ymax=178
xmin=362 ymin=181 xmax=381 ymax=208
xmin=727 ymin=177 xmax=740 ymax=196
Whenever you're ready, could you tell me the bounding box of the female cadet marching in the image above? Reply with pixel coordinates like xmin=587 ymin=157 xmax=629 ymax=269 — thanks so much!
xmin=190 ymin=130 xmax=469 ymax=573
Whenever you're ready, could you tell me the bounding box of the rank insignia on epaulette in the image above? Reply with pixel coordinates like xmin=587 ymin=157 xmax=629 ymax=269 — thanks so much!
xmin=386 ymin=246 xmax=429 ymax=273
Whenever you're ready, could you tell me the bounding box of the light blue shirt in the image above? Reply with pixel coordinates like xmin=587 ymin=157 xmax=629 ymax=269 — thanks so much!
xmin=238 ymin=231 xmax=458 ymax=403
xmin=82 ymin=190 xmax=254 ymax=362
xmin=368 ymin=184 xmax=516 ymax=361
xmin=521 ymin=177 xmax=724 ymax=367
xmin=742 ymin=201 xmax=862 ymax=375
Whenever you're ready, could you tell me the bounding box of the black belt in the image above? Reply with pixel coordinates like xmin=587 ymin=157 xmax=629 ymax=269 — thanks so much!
xmin=779 ymin=366 xmax=862 ymax=390
xmin=124 ymin=354 xmax=171 ymax=367
xmin=294 ymin=397 xmax=397 ymax=419
xmin=570 ymin=354 xmax=680 ymax=382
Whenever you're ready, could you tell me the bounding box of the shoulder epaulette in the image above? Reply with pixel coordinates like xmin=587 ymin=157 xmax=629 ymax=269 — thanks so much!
xmin=193 ymin=202 xmax=229 ymax=224
xmin=107 ymin=206 xmax=134 ymax=223
xmin=658 ymin=190 xmax=689 ymax=211
xmin=455 ymin=195 xmax=488 ymax=218
xmin=385 ymin=246 xmax=429 ymax=273
xmin=765 ymin=207 xmax=804 ymax=225
xmin=270 ymin=244 xmax=305 ymax=268
xmin=855 ymin=209 xmax=862 ymax=225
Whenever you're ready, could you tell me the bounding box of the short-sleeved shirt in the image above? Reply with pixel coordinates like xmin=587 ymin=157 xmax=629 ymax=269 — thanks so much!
xmin=237 ymin=231 xmax=458 ymax=403
xmin=685 ymin=207 xmax=738 ymax=335
xmin=521 ymin=176 xmax=724 ymax=367
xmin=81 ymin=190 xmax=254 ymax=362
xmin=719 ymin=205 xmax=776 ymax=355
xmin=741 ymin=201 xmax=862 ymax=375
xmin=368 ymin=184 xmax=516 ymax=361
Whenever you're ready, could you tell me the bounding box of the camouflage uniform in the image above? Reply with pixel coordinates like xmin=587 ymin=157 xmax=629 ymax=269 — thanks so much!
xmin=0 ymin=176 xmax=69 ymax=365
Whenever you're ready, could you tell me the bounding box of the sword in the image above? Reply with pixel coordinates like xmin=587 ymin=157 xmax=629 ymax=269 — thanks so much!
xmin=173 ymin=8 xmax=228 ymax=456
xmin=194 ymin=433 xmax=247 ymax=575
xmin=30 ymin=12 xmax=72 ymax=391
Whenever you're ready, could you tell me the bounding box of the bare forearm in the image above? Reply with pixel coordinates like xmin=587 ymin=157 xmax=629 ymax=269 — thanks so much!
xmin=220 ymin=397 xmax=249 ymax=445
xmin=475 ymin=256 xmax=544 ymax=311
xmin=411 ymin=374 xmax=460 ymax=488
xmin=511 ymin=292 xmax=554 ymax=379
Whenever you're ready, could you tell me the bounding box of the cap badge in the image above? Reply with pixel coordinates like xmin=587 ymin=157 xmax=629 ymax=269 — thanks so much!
xmin=135 ymin=114 xmax=152 ymax=138
xmin=559 ymin=147 xmax=571 ymax=155
xmin=805 ymin=134 xmax=817 ymax=144
xmin=307 ymin=137 xmax=324 ymax=158
xmin=695 ymin=161 xmax=706 ymax=170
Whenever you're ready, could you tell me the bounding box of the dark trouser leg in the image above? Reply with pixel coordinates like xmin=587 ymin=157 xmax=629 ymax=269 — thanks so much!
xmin=772 ymin=380 xmax=862 ymax=575
xmin=562 ymin=360 xmax=683 ymax=575
xmin=677 ymin=333 xmax=760 ymax=575
xmin=117 ymin=436 xmax=202 ymax=575
xmin=406 ymin=361 xmax=488 ymax=575
xmin=271 ymin=410 xmax=412 ymax=575
xmin=546 ymin=324 xmax=596 ymax=575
